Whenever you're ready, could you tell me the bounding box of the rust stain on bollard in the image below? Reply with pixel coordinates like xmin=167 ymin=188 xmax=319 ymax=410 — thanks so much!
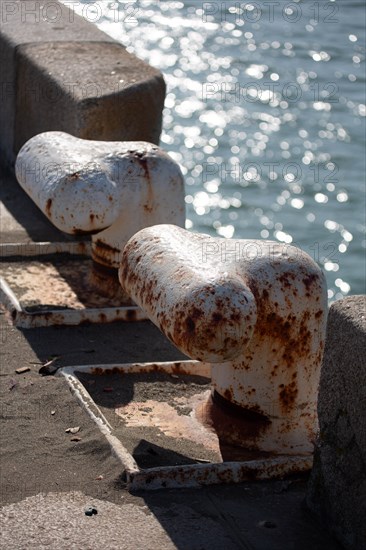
xmin=45 ymin=198 xmax=52 ymax=218
xmin=198 ymin=390 xmax=272 ymax=450
xmin=120 ymin=224 xmax=328 ymax=456
xmin=92 ymin=240 xmax=122 ymax=268
xmin=120 ymin=232 xmax=258 ymax=362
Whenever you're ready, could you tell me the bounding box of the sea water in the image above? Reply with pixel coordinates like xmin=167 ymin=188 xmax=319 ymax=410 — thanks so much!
xmin=66 ymin=0 xmax=365 ymax=300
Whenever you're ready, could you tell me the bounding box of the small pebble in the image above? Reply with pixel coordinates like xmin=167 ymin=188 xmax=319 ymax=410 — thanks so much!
xmin=70 ymin=436 xmax=82 ymax=442
xmin=16 ymin=366 xmax=30 ymax=374
xmin=258 ymin=520 xmax=277 ymax=529
xmin=85 ymin=506 xmax=98 ymax=516
xmin=65 ymin=426 xmax=80 ymax=434
xmin=9 ymin=379 xmax=18 ymax=391
xmin=39 ymin=364 xmax=59 ymax=376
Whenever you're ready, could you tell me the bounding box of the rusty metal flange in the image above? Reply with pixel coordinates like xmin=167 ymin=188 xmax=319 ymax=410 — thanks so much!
xmin=58 ymin=361 xmax=313 ymax=491
xmin=0 ymin=242 xmax=146 ymax=327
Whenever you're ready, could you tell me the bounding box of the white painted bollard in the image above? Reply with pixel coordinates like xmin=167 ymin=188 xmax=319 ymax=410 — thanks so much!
xmin=120 ymin=224 xmax=328 ymax=456
xmin=15 ymin=132 xmax=185 ymax=295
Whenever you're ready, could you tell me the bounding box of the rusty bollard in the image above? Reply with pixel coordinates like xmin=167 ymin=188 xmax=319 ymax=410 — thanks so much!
xmin=15 ymin=132 xmax=185 ymax=297
xmin=120 ymin=224 xmax=328 ymax=456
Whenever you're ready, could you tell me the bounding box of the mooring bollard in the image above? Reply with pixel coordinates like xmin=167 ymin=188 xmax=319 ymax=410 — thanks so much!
xmin=15 ymin=132 xmax=185 ymax=297
xmin=120 ymin=224 xmax=328 ymax=456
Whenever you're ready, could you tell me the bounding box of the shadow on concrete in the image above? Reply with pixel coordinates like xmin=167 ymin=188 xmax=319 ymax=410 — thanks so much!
xmin=18 ymin=320 xmax=185 ymax=368
xmin=133 ymin=439 xmax=199 ymax=468
xmin=138 ymin=481 xmax=343 ymax=550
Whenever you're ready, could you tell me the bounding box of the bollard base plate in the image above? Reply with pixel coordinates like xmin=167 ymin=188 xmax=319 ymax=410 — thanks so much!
xmin=58 ymin=361 xmax=313 ymax=491
xmin=0 ymin=241 xmax=146 ymax=327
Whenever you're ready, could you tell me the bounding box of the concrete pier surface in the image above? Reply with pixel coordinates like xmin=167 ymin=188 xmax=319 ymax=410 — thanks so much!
xmin=0 ymin=162 xmax=345 ymax=550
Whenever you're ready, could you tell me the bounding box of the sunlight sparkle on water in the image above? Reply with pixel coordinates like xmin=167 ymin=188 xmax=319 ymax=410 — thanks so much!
xmin=61 ymin=0 xmax=365 ymax=301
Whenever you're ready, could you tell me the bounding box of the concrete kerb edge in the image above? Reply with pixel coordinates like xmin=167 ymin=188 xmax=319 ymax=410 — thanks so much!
xmin=305 ymin=295 xmax=366 ymax=549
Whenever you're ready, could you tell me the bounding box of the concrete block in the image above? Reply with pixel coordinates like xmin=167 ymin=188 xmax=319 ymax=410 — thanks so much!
xmin=306 ymin=295 xmax=366 ymax=550
xmin=0 ymin=0 xmax=110 ymax=166
xmin=14 ymin=41 xmax=165 ymax=151
xmin=0 ymin=0 xmax=165 ymax=167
